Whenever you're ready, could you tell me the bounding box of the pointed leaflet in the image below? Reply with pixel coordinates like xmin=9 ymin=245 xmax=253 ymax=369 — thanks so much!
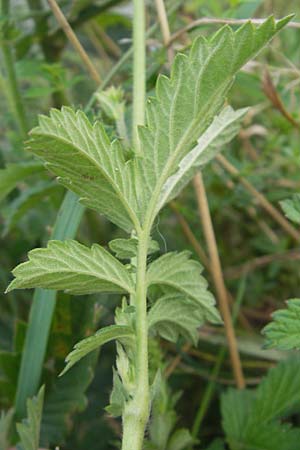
xmin=157 ymin=106 xmax=247 ymax=212
xmin=61 ymin=325 xmax=134 ymax=375
xmin=26 ymin=107 xmax=139 ymax=232
xmin=263 ymin=299 xmax=300 ymax=350
xmin=16 ymin=386 xmax=44 ymax=450
xmin=6 ymin=240 xmax=134 ymax=295
xmin=136 ymin=16 xmax=292 ymax=223
xmin=148 ymin=294 xmax=206 ymax=345
xmin=147 ymin=251 xmax=221 ymax=323
xmin=280 ymin=194 xmax=300 ymax=225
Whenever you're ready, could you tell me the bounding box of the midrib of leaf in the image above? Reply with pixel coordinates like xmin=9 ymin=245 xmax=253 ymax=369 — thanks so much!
xmin=143 ymin=77 xmax=232 ymax=229
xmin=32 ymin=129 xmax=141 ymax=233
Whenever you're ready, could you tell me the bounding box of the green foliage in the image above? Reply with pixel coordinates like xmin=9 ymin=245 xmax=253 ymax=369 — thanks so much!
xmin=222 ymin=358 xmax=300 ymax=450
xmin=263 ymin=299 xmax=300 ymax=350
xmin=147 ymin=251 xmax=220 ymax=323
xmin=6 ymin=240 xmax=134 ymax=295
xmin=61 ymin=325 xmax=134 ymax=375
xmin=109 ymin=237 xmax=160 ymax=259
xmin=16 ymin=386 xmax=44 ymax=450
xmin=0 ymin=162 xmax=44 ymax=202
xmin=280 ymin=194 xmax=300 ymax=224
xmin=0 ymin=408 xmax=14 ymax=449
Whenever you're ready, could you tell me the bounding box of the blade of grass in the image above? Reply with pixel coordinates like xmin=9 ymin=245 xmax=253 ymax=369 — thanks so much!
xmin=0 ymin=0 xmax=28 ymax=137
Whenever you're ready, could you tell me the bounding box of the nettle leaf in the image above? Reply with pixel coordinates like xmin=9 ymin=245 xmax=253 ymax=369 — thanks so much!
xmin=16 ymin=386 xmax=44 ymax=450
xmin=109 ymin=237 xmax=160 ymax=259
xmin=27 ymin=107 xmax=140 ymax=232
xmin=6 ymin=240 xmax=134 ymax=295
xmin=147 ymin=251 xmax=220 ymax=323
xmin=148 ymin=294 xmax=205 ymax=345
xmin=0 ymin=162 xmax=44 ymax=202
xmin=263 ymin=299 xmax=300 ymax=350
xmin=222 ymin=357 xmax=300 ymax=450
xmin=136 ymin=16 xmax=291 ymax=224
xmin=166 ymin=428 xmax=194 ymax=450
xmin=61 ymin=325 xmax=134 ymax=375
xmin=157 ymin=106 xmax=247 ymax=211
xmin=280 ymin=194 xmax=300 ymax=225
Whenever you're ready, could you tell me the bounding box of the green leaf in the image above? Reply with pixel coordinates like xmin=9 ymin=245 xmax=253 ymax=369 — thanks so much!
xmin=148 ymin=294 xmax=205 ymax=345
xmin=280 ymin=194 xmax=300 ymax=225
xmin=0 ymin=408 xmax=14 ymax=449
xmin=136 ymin=16 xmax=292 ymax=224
xmin=41 ymin=353 xmax=95 ymax=446
xmin=6 ymin=240 xmax=134 ymax=295
xmin=109 ymin=237 xmax=159 ymax=259
xmin=2 ymin=180 xmax=61 ymax=236
xmin=61 ymin=325 xmax=134 ymax=375
xmin=0 ymin=162 xmax=44 ymax=202
xmin=222 ymin=357 xmax=300 ymax=450
xmin=166 ymin=428 xmax=194 ymax=450
xmin=263 ymin=299 xmax=300 ymax=350
xmin=157 ymin=106 xmax=247 ymax=211
xmin=147 ymin=251 xmax=220 ymax=323
xmin=27 ymin=107 xmax=140 ymax=232
xmin=16 ymin=386 xmax=44 ymax=450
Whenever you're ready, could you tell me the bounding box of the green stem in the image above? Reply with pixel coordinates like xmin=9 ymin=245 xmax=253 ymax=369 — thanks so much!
xmin=132 ymin=0 xmax=146 ymax=153
xmin=122 ymin=230 xmax=150 ymax=450
xmin=0 ymin=0 xmax=28 ymax=137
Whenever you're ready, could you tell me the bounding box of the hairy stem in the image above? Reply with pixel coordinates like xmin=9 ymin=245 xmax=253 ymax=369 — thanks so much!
xmin=132 ymin=0 xmax=146 ymax=153
xmin=122 ymin=230 xmax=150 ymax=450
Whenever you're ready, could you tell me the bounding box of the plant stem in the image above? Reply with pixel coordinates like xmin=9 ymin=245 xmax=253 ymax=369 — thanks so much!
xmin=0 ymin=0 xmax=28 ymax=137
xmin=132 ymin=0 xmax=146 ymax=153
xmin=122 ymin=230 xmax=150 ymax=450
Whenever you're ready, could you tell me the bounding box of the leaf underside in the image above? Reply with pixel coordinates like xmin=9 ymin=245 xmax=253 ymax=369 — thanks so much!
xmin=7 ymin=240 xmax=134 ymax=295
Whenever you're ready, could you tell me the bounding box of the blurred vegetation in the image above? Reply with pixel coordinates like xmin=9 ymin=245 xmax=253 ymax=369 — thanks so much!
xmin=1 ymin=0 xmax=300 ymax=449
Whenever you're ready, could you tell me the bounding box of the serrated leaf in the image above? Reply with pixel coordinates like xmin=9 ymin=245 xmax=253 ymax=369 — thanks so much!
xmin=0 ymin=162 xmax=44 ymax=202
xmin=136 ymin=16 xmax=292 ymax=224
xmin=147 ymin=251 xmax=220 ymax=323
xmin=27 ymin=107 xmax=140 ymax=232
xmin=109 ymin=237 xmax=159 ymax=259
xmin=16 ymin=386 xmax=44 ymax=450
xmin=0 ymin=408 xmax=14 ymax=449
xmin=61 ymin=325 xmax=134 ymax=375
xmin=222 ymin=357 xmax=300 ymax=450
xmin=148 ymin=294 xmax=205 ymax=345
xmin=6 ymin=240 xmax=134 ymax=295
xmin=105 ymin=369 xmax=128 ymax=417
xmin=263 ymin=299 xmax=300 ymax=350
xmin=280 ymin=194 xmax=300 ymax=225
xmin=157 ymin=106 xmax=247 ymax=211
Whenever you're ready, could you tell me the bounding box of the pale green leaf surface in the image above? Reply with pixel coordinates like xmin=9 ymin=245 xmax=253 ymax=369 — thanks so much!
xmin=157 ymin=106 xmax=247 ymax=211
xmin=263 ymin=299 xmax=300 ymax=350
xmin=16 ymin=386 xmax=44 ymax=450
xmin=280 ymin=194 xmax=300 ymax=225
xmin=147 ymin=251 xmax=220 ymax=323
xmin=109 ymin=237 xmax=159 ymax=259
xmin=6 ymin=240 xmax=134 ymax=295
xmin=0 ymin=162 xmax=44 ymax=202
xmin=137 ymin=16 xmax=291 ymax=223
xmin=148 ymin=294 xmax=205 ymax=345
xmin=61 ymin=325 xmax=134 ymax=375
xmin=27 ymin=107 xmax=139 ymax=232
